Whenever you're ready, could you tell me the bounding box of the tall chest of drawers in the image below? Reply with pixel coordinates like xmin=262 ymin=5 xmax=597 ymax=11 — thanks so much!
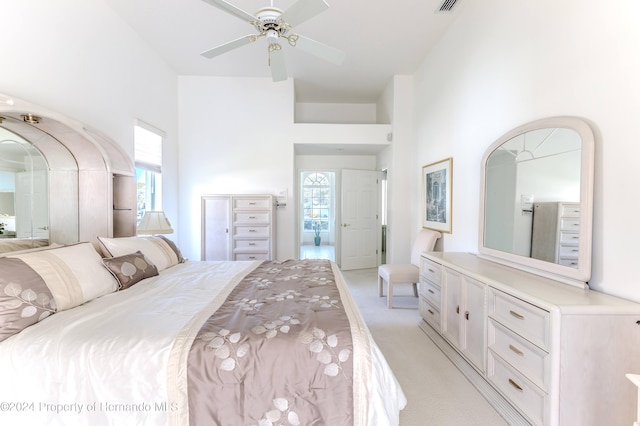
xmin=202 ymin=194 xmax=275 ymax=261
xmin=419 ymin=252 xmax=640 ymax=426
xmin=531 ymin=202 xmax=580 ymax=268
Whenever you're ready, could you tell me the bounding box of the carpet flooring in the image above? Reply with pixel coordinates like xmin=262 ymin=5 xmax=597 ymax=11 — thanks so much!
xmin=341 ymin=267 xmax=508 ymax=426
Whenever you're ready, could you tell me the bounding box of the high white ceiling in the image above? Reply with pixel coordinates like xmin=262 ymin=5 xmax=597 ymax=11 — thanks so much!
xmin=105 ymin=0 xmax=462 ymax=104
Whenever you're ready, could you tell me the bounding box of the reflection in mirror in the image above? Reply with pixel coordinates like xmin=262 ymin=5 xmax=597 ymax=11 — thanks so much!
xmin=484 ymin=128 xmax=581 ymax=261
xmin=0 ymin=127 xmax=49 ymax=253
xmin=479 ymin=117 xmax=594 ymax=286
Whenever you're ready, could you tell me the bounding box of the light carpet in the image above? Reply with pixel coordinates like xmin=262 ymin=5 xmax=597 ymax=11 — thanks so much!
xmin=341 ymin=267 xmax=508 ymax=426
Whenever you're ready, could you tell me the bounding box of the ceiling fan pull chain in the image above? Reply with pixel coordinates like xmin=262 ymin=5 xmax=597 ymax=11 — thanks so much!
xmin=268 ymin=43 xmax=281 ymax=65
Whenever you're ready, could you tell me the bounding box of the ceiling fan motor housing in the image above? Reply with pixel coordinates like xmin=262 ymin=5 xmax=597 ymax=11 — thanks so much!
xmin=255 ymin=7 xmax=288 ymax=44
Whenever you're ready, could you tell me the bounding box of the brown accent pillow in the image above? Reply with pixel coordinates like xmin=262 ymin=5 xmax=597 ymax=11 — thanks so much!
xmin=102 ymin=251 xmax=159 ymax=290
xmin=0 ymin=257 xmax=57 ymax=342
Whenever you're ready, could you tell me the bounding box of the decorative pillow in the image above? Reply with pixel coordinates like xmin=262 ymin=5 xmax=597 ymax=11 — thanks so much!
xmin=0 ymin=257 xmax=58 ymax=342
xmin=156 ymin=235 xmax=186 ymax=263
xmin=102 ymin=251 xmax=159 ymax=290
xmin=98 ymin=236 xmax=185 ymax=272
xmin=8 ymin=242 xmax=118 ymax=311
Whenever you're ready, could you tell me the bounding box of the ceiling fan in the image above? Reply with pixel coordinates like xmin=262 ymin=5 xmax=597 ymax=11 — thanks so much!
xmin=200 ymin=0 xmax=345 ymax=82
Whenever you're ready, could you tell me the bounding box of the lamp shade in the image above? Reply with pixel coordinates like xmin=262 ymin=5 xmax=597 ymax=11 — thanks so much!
xmin=137 ymin=211 xmax=173 ymax=235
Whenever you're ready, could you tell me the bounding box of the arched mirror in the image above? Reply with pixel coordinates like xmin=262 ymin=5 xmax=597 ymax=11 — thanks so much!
xmin=478 ymin=116 xmax=595 ymax=287
xmin=0 ymin=92 xmax=137 ymax=254
xmin=0 ymin=124 xmax=50 ymax=253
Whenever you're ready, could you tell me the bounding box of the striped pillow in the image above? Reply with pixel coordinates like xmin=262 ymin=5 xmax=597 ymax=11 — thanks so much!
xmin=98 ymin=236 xmax=185 ymax=272
xmin=8 ymin=242 xmax=118 ymax=311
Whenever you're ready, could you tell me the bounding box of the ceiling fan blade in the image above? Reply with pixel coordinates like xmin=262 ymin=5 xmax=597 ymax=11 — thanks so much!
xmin=293 ymin=34 xmax=345 ymax=65
xmin=201 ymin=35 xmax=256 ymax=59
xmin=280 ymin=0 xmax=329 ymax=27
xmin=269 ymin=46 xmax=287 ymax=82
xmin=201 ymin=0 xmax=257 ymax=23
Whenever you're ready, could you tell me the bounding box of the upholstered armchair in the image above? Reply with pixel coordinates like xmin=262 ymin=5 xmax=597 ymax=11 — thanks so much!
xmin=378 ymin=229 xmax=441 ymax=308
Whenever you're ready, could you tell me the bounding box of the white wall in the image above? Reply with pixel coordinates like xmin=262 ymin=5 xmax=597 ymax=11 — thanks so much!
xmin=378 ymin=76 xmax=416 ymax=264
xmin=295 ymin=103 xmax=378 ymax=124
xmin=1 ymin=0 xmax=179 ymax=236
xmin=178 ymin=76 xmax=296 ymax=261
xmin=413 ymin=0 xmax=640 ymax=302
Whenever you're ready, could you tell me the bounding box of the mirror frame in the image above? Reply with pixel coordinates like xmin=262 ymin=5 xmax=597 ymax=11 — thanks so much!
xmin=478 ymin=116 xmax=595 ymax=287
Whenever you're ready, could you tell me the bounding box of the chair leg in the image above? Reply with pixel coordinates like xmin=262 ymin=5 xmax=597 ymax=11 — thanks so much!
xmin=413 ymin=282 xmax=419 ymax=297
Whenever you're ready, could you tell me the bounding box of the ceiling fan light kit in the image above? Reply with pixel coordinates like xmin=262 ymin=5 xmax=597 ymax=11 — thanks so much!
xmin=201 ymin=0 xmax=344 ymax=82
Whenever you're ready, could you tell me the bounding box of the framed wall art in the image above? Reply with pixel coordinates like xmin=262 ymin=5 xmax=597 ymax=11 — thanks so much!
xmin=422 ymin=157 xmax=452 ymax=233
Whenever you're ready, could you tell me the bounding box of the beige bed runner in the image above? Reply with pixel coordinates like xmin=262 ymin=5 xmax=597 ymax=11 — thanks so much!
xmin=187 ymin=259 xmax=354 ymax=425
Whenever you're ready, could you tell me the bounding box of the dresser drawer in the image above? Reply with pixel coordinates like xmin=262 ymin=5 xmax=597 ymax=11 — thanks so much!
xmin=487 ymin=352 xmax=547 ymax=426
xmin=421 ymin=257 xmax=441 ymax=284
xmin=488 ymin=319 xmax=550 ymax=391
xmin=234 ymin=212 xmax=270 ymax=223
xmin=234 ymin=252 xmax=269 ymax=261
xmin=234 ymin=226 xmax=270 ymax=238
xmin=558 ymin=258 xmax=579 ymax=268
xmin=559 ymin=218 xmax=579 ymax=231
xmin=420 ymin=297 xmax=441 ymax=330
xmin=560 ymin=203 xmax=580 ymax=217
xmin=234 ymin=198 xmax=272 ymax=210
xmin=489 ymin=290 xmax=550 ymax=350
xmin=419 ymin=278 xmax=441 ymax=307
xmin=558 ymin=244 xmax=579 ymax=258
xmin=234 ymin=240 xmax=269 ymax=250
xmin=559 ymin=231 xmax=579 ymax=245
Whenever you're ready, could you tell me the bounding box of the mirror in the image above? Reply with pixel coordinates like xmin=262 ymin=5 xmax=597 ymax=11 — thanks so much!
xmin=0 ymin=126 xmax=50 ymax=253
xmin=478 ymin=117 xmax=594 ymax=286
xmin=0 ymin=92 xmax=138 ymax=253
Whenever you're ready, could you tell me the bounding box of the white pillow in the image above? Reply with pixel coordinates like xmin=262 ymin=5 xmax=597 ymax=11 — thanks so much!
xmin=9 ymin=242 xmax=118 ymax=311
xmin=98 ymin=236 xmax=184 ymax=272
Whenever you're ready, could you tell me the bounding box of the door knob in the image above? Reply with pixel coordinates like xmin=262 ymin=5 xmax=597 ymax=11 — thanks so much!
xmin=342 ymin=223 xmax=350 ymax=227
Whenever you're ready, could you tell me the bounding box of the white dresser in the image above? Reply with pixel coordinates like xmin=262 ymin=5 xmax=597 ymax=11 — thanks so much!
xmin=201 ymin=194 xmax=275 ymax=261
xmin=419 ymin=252 xmax=640 ymax=426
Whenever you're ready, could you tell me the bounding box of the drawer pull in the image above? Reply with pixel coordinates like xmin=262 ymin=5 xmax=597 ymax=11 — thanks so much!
xmin=249 ymin=229 xmax=257 ymax=233
xmin=249 ymin=202 xmax=257 ymax=205
xmin=428 ymin=289 xmax=435 ymax=294
xmin=509 ymin=344 xmax=524 ymax=356
xmin=509 ymin=310 xmax=524 ymax=320
xmin=427 ymin=309 xmax=435 ymax=315
xmin=249 ymin=216 xmax=256 ymax=219
xmin=508 ymin=378 xmax=523 ymax=392
xmin=465 ymin=311 xmax=469 ymax=320
xmin=456 ymin=305 xmax=460 ymax=314
xmin=428 ymin=268 xmax=436 ymax=273
xmin=249 ymin=256 xmax=256 ymax=259
xmin=249 ymin=243 xmax=256 ymax=246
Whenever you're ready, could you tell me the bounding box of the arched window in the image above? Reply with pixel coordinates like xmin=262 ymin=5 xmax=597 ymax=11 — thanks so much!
xmin=302 ymin=172 xmax=330 ymax=232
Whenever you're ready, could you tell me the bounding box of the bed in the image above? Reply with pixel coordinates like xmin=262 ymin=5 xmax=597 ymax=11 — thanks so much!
xmin=0 ymin=236 xmax=406 ymax=425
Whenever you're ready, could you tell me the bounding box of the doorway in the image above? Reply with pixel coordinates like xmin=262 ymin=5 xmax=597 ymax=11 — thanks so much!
xmin=299 ymin=171 xmax=335 ymax=261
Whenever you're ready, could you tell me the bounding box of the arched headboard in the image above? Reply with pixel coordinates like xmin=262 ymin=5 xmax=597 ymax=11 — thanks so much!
xmin=0 ymin=92 xmax=136 ymax=248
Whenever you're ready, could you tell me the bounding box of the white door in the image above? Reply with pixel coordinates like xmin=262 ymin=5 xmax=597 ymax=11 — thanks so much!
xmin=202 ymin=196 xmax=231 ymax=260
xmin=340 ymin=169 xmax=380 ymax=270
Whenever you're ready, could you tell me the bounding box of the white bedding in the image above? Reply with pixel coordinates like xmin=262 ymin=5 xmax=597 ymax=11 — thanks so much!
xmin=0 ymin=260 xmax=406 ymax=425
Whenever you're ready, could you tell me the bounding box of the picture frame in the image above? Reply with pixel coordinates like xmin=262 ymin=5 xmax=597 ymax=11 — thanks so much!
xmin=422 ymin=157 xmax=452 ymax=233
